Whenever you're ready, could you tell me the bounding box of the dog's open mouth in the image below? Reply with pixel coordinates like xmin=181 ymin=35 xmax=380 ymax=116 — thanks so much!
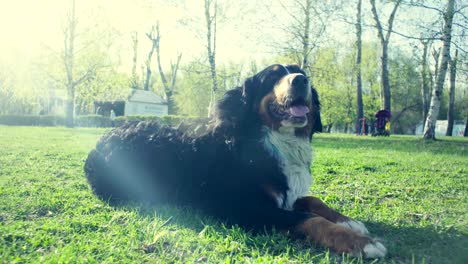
xmin=268 ymin=101 xmax=309 ymax=125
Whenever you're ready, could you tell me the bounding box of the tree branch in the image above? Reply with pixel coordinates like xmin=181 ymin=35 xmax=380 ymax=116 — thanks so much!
xmin=385 ymin=0 xmax=403 ymax=42
xmin=369 ymin=0 xmax=386 ymax=45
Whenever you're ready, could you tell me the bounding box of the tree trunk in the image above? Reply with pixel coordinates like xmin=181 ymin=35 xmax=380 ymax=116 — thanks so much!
xmin=64 ymin=0 xmax=77 ymax=128
xmin=446 ymin=49 xmax=457 ymax=136
xmin=464 ymin=118 xmax=468 ymax=137
xmin=423 ymin=0 xmax=455 ymax=140
xmin=301 ymin=0 xmax=312 ymax=72
xmin=205 ymin=0 xmax=219 ymax=118
xmin=65 ymin=88 xmax=74 ymax=127
xmin=369 ymin=0 xmax=402 ymax=113
xmin=167 ymin=53 xmax=182 ymax=115
xmin=381 ymin=41 xmax=391 ymax=111
xmin=429 ymin=47 xmax=441 ymax=107
xmin=131 ymin=32 xmax=139 ymax=89
xmin=144 ymin=46 xmax=154 ymax=91
xmin=355 ymin=0 xmax=364 ymax=135
xmin=420 ymin=40 xmax=430 ymax=131
xmin=144 ymin=26 xmax=158 ymax=92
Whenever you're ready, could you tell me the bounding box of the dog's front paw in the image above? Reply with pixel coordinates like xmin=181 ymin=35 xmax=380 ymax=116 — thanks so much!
xmin=336 ymin=219 xmax=369 ymax=235
xmin=338 ymin=232 xmax=387 ymax=259
xmin=362 ymin=240 xmax=387 ymax=258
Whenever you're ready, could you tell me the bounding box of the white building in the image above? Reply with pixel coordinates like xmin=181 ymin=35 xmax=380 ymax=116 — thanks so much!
xmin=124 ymin=89 xmax=168 ymax=116
xmin=415 ymin=120 xmax=466 ymax=137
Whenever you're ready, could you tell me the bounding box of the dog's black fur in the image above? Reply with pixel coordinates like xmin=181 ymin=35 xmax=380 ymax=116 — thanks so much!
xmin=85 ymin=64 xmax=322 ymax=230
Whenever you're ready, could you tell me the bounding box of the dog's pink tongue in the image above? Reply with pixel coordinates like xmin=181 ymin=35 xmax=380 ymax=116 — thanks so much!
xmin=289 ymin=106 xmax=309 ymax=117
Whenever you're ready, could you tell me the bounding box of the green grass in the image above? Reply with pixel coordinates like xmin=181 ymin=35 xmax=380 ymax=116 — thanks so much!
xmin=0 ymin=126 xmax=467 ymax=263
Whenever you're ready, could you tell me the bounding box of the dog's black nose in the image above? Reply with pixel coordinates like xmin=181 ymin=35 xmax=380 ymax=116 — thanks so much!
xmin=290 ymin=74 xmax=309 ymax=100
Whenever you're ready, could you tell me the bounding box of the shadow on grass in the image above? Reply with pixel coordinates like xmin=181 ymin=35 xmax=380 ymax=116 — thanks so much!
xmin=117 ymin=203 xmax=468 ymax=263
xmin=366 ymin=221 xmax=468 ymax=264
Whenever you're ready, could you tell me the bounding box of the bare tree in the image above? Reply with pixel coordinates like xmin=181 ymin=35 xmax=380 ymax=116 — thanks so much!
xmin=205 ymin=0 xmax=219 ymax=118
xmin=423 ymin=0 xmax=456 ymax=139
xmin=153 ymin=23 xmax=182 ymax=115
xmin=62 ymin=0 xmax=102 ymax=127
xmin=144 ymin=26 xmax=158 ymax=91
xmin=275 ymin=0 xmax=333 ymax=75
xmin=369 ymin=0 xmax=402 ymax=113
xmin=446 ymin=49 xmax=458 ymax=136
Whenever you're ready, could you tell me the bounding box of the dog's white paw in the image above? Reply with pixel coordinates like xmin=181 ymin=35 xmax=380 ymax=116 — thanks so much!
xmin=363 ymin=241 xmax=387 ymax=258
xmin=336 ymin=220 xmax=369 ymax=235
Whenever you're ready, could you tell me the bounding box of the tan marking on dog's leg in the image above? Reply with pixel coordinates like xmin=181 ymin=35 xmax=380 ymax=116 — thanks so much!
xmin=294 ymin=217 xmax=386 ymax=258
xmin=294 ymin=196 xmax=369 ymax=235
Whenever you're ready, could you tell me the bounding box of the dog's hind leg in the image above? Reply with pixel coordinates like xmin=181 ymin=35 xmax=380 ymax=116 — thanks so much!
xmin=292 ymin=196 xmax=369 ymax=235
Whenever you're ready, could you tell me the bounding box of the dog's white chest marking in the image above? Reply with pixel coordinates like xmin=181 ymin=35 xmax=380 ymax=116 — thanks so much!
xmin=264 ymin=129 xmax=312 ymax=210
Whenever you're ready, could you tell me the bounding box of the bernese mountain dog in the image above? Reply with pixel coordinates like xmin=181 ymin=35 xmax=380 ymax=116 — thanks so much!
xmin=84 ymin=64 xmax=386 ymax=258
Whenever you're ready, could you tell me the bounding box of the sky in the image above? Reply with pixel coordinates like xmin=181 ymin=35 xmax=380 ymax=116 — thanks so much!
xmin=0 ymin=0 xmax=452 ymax=78
xmin=0 ymin=0 xmax=267 ymax=74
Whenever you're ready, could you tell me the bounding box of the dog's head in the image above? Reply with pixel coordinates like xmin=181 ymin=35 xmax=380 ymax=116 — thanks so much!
xmin=215 ymin=64 xmax=322 ymax=139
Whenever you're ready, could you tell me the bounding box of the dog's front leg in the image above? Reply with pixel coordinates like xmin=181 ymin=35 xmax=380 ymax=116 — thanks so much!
xmin=293 ymin=196 xmax=369 ymax=235
xmin=293 ymin=216 xmax=386 ymax=258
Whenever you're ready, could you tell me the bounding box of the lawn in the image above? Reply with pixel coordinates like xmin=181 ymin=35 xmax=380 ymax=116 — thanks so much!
xmin=0 ymin=126 xmax=467 ymax=263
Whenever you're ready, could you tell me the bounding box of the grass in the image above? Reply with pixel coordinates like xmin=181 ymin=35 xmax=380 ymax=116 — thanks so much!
xmin=0 ymin=126 xmax=467 ymax=263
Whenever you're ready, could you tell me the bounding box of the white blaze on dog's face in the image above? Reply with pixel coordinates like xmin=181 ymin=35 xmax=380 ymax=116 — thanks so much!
xmin=256 ymin=64 xmax=321 ymax=137
xmin=272 ymin=72 xmax=311 ymax=128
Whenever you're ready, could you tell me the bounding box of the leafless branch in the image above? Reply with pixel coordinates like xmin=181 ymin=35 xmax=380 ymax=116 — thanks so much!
xmin=455 ymin=10 xmax=468 ymax=21
xmin=387 ymin=28 xmax=442 ymax=41
xmin=455 ymin=5 xmax=468 ymax=13
xmin=278 ymin=0 xmax=305 ymax=27
xmin=403 ymin=2 xmax=443 ymax=13
xmin=451 ymin=41 xmax=468 ymax=54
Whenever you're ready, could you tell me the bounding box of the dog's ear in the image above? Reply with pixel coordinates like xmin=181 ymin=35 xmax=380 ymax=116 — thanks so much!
xmin=311 ymin=87 xmax=322 ymax=134
xmin=213 ymin=88 xmax=246 ymax=131
xmin=241 ymin=77 xmax=255 ymax=106
xmin=213 ymin=73 xmax=261 ymax=134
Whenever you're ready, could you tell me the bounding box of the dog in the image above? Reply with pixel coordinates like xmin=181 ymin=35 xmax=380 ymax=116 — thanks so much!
xmin=84 ymin=64 xmax=386 ymax=258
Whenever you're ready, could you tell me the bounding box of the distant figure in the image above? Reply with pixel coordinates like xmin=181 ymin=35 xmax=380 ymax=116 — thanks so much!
xmin=372 ymin=110 xmax=391 ymax=137
xmin=357 ymin=117 xmax=367 ymax=136
xmin=110 ymin=110 xmax=116 ymax=127
xmin=110 ymin=110 xmax=116 ymax=120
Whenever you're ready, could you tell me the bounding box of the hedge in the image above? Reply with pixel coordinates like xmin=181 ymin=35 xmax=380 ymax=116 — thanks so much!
xmin=0 ymin=114 xmax=200 ymax=128
xmin=0 ymin=115 xmax=66 ymax=126
xmin=113 ymin=115 xmax=201 ymax=127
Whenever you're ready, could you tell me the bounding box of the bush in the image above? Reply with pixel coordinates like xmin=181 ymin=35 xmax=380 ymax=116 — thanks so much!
xmin=39 ymin=115 xmax=66 ymax=126
xmin=0 ymin=115 xmax=39 ymax=126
